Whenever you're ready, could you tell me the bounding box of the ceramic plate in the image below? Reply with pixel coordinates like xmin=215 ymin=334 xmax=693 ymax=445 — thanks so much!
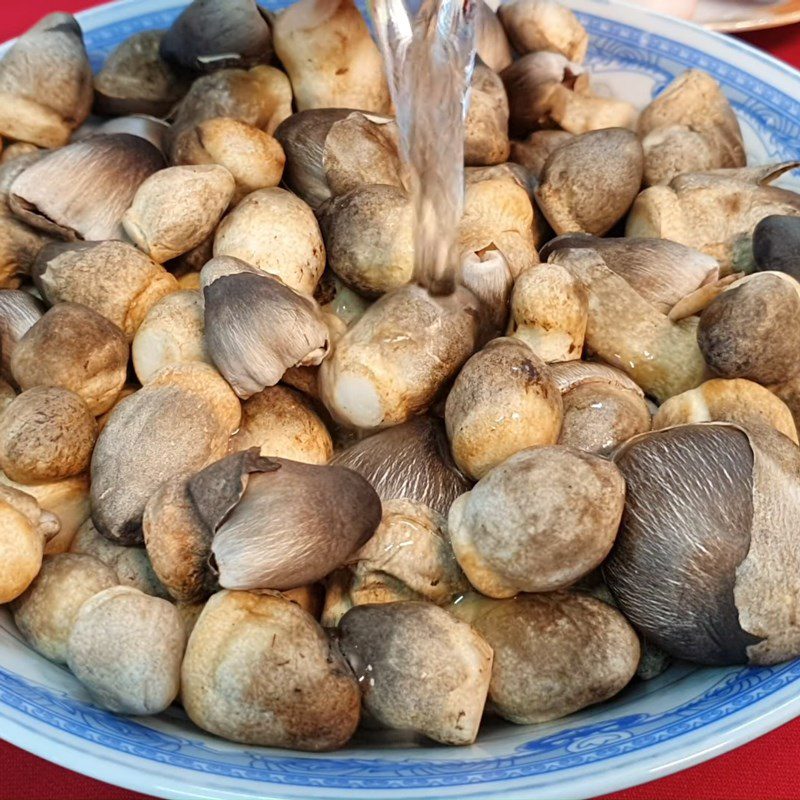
xmin=695 ymin=0 xmax=800 ymax=33
xmin=2 ymin=1 xmax=800 ymax=798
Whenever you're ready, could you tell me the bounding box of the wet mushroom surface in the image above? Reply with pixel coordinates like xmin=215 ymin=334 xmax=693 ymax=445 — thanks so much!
xmin=3 ymin=0 xmax=800 ymax=759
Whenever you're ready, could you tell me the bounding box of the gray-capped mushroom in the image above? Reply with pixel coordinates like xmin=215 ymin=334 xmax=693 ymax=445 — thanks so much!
xmin=90 ymin=362 xmax=241 ymax=544
xmin=510 ymin=129 xmax=574 ymax=180
xmin=202 ymin=257 xmax=330 ymax=398
xmin=654 ymin=378 xmax=798 ymax=443
xmin=451 ymin=591 xmax=639 ymax=723
xmin=272 ymin=0 xmax=391 ymax=114
xmin=465 ymin=63 xmax=511 ymax=167
xmin=94 ymin=30 xmax=190 ymax=117
xmin=0 ymin=14 xmax=93 ymax=147
xmin=231 ymin=385 xmax=333 ymax=464
xmin=319 ymin=184 xmax=413 ymax=297
xmin=508 ymin=263 xmax=588 ymax=362
xmin=606 ymin=422 xmax=800 ymax=665
xmin=160 ymin=0 xmax=273 ymax=73
xmin=550 ymin=361 xmax=652 ymax=455
xmin=182 ymin=590 xmax=361 ymax=750
xmin=753 ymin=215 xmax=800 ymax=280
xmin=445 ymin=338 xmax=563 ymax=480
xmin=0 ymin=386 xmax=97 ymax=484
xmin=213 ymin=187 xmax=326 ymax=295
xmin=67 ymin=585 xmax=185 ymax=714
xmin=536 ymin=128 xmax=644 ymax=237
xmin=338 ymin=601 xmax=493 ymax=745
xmin=171 ymin=117 xmax=286 ymax=204
xmin=449 ymin=445 xmax=625 ymax=597
xmin=498 ymin=0 xmax=588 ymax=61
xmin=9 ymin=134 xmax=165 ymax=241
xmin=123 ymin=164 xmax=235 ymax=263
xmin=11 ymin=302 xmax=128 ymax=416
xmin=11 ymin=553 xmax=118 ymax=663
xmin=320 ymin=284 xmax=481 ymax=430
xmin=0 ymin=289 xmax=43 ymax=382
xmin=32 ymin=240 xmax=179 ymax=339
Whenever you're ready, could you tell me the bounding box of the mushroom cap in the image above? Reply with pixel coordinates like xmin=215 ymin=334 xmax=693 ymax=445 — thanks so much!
xmin=498 ymin=0 xmax=588 ymax=61
xmin=0 ymin=500 xmax=45 ymax=603
xmin=181 ymin=590 xmax=361 ymax=750
xmin=132 ymin=290 xmax=209 ymax=385
xmin=232 ymin=385 xmax=333 ymax=465
xmin=465 ymin=63 xmax=511 ymax=167
xmin=0 ymin=386 xmax=97 ymax=483
xmin=449 ymin=445 xmax=625 ymax=596
xmin=510 ymin=129 xmax=574 ymax=180
xmin=475 ymin=0 xmax=513 ymax=72
xmin=11 ymin=552 xmax=118 ymax=663
xmin=698 ymin=272 xmax=800 ymax=385
xmin=0 ymin=289 xmax=44 ymax=383
xmin=11 ymin=302 xmax=128 ymax=415
xmin=332 ymin=415 xmax=471 ymax=516
xmin=320 ymin=184 xmax=414 ymax=298
xmin=753 ymin=215 xmax=800 ymax=280
xmin=642 ymin=124 xmax=716 ymax=187
xmin=338 ymin=601 xmax=493 ymax=746
xmin=67 ymin=585 xmax=186 ymax=714
xmin=654 ymin=378 xmax=798 ymax=443
xmin=123 ymin=164 xmax=235 ymax=263
xmin=33 ymin=240 xmax=179 ymax=339
xmin=213 ymin=187 xmax=325 ymax=295
xmin=536 ymin=128 xmax=644 ymax=236
xmin=445 ymin=338 xmax=564 ymax=480
xmin=452 ymin=592 xmax=639 ymax=724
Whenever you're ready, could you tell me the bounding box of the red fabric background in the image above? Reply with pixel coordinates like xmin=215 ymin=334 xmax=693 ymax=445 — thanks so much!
xmin=2 ymin=2 xmax=800 ymax=798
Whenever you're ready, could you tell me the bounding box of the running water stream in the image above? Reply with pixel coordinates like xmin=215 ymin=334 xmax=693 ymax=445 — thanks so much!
xmin=369 ymin=0 xmax=478 ymax=296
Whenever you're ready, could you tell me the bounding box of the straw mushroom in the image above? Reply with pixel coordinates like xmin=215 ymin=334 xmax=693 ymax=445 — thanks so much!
xmin=0 ymin=143 xmax=40 ymax=165
xmin=67 ymin=586 xmax=185 ymax=714
xmin=272 ymin=0 xmax=391 ymax=113
xmin=457 ymin=247 xmax=513 ymax=338
xmin=0 ymin=380 xmax=13 ymax=413
xmin=160 ymin=0 xmax=273 ymax=73
xmin=213 ymin=187 xmax=325 ymax=295
xmin=475 ymin=0 xmax=513 ymax=72
xmin=338 ymin=601 xmax=493 ymax=745
xmin=0 ymin=209 xmax=51 ymax=290
xmin=449 ymin=446 xmax=624 ymax=597
xmin=510 ymin=130 xmax=574 ymax=180
xmin=451 ymin=592 xmax=639 ymax=723
xmin=0 ymin=387 xmax=97 ymax=484
xmin=753 ymin=215 xmax=800 ymax=280
xmin=550 ymin=361 xmax=651 ymax=454
xmin=0 ymin=14 xmax=93 ymax=147
xmin=167 ymin=66 xmax=293 ymax=163
xmin=11 ymin=302 xmax=128 ymax=415
xmin=94 ymin=30 xmax=190 ymax=117
xmin=231 ymin=385 xmax=333 ymax=464
xmin=498 ymin=0 xmax=588 ymax=61
xmin=201 ymin=257 xmax=330 ymax=398
xmin=319 ymin=185 xmax=413 ymax=297
xmin=90 ymin=362 xmax=241 ymax=545
xmin=171 ymin=117 xmax=286 ymax=203
xmin=182 ymin=590 xmax=361 ymax=750
xmin=465 ymin=63 xmax=511 ymax=167
xmin=536 ymin=128 xmax=644 ymax=236
xmin=698 ymin=273 xmax=800 ymax=386
xmin=641 ymin=125 xmax=716 ymax=187
xmin=654 ymin=379 xmax=798 ymax=443
xmin=11 ymin=553 xmax=118 ymax=663
xmin=0 ymin=289 xmax=43 ymax=382
xmin=32 ymin=240 xmax=179 ymax=339
xmin=320 ymin=284 xmax=481 ymax=430
xmin=606 ymin=422 xmax=800 ymax=665
xmin=9 ymin=134 xmax=165 ymax=241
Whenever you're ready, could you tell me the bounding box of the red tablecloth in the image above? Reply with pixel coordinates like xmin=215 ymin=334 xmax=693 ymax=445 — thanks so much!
xmin=2 ymin=2 xmax=800 ymax=798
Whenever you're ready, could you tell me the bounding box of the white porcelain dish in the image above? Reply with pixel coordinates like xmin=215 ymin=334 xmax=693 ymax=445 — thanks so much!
xmin=2 ymin=1 xmax=800 ymax=798
xmin=694 ymin=0 xmax=800 ymax=33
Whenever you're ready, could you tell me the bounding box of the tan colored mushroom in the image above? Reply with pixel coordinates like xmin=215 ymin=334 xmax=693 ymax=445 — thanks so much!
xmin=172 ymin=117 xmax=286 ymax=203
xmin=0 ymin=208 xmax=51 ymax=290
xmin=0 ymin=143 xmax=40 ymax=164
xmin=11 ymin=553 xmax=118 ymax=663
xmin=67 ymin=585 xmax=186 ymax=714
xmin=0 ymin=379 xmax=14 ymax=414
xmin=475 ymin=0 xmax=513 ymax=72
xmin=213 ymin=187 xmax=326 ymax=295
xmin=641 ymin=125 xmax=716 ymax=187
xmin=272 ymin=0 xmax=391 ymax=113
xmin=338 ymin=601 xmax=493 ymax=745
xmin=445 ymin=338 xmax=563 ymax=480
xmin=11 ymin=302 xmax=128 ymax=415
xmin=465 ymin=63 xmax=510 ymax=167
xmin=0 ymin=14 xmax=93 ymax=147
xmin=0 ymin=387 xmax=97 ymax=484
xmin=508 ymin=263 xmax=588 ymax=362
xmin=123 ymin=165 xmax=235 ymax=263
xmin=548 ymin=82 xmax=637 ymax=136
xmin=451 ymin=592 xmax=640 ymax=723
xmin=510 ymin=129 xmax=574 ymax=180
xmin=449 ymin=445 xmax=625 ymax=597
xmin=498 ymin=0 xmax=588 ymax=61
xmin=32 ymin=240 xmax=179 ymax=339
xmin=231 ymin=385 xmax=333 ymax=464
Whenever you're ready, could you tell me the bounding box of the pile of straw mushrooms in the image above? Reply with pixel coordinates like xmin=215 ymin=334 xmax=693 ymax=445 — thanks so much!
xmin=2 ymin=0 xmax=800 ymax=751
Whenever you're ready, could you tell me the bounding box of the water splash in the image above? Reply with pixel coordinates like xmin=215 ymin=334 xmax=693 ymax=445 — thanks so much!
xmin=369 ymin=0 xmax=477 ymax=296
